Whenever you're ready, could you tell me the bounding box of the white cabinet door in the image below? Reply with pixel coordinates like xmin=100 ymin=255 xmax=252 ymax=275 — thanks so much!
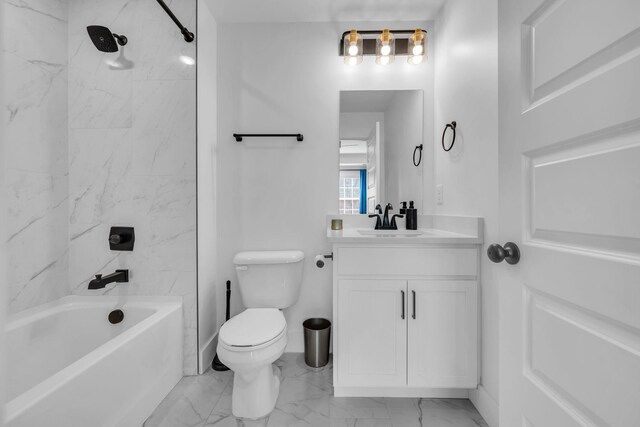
xmin=407 ymin=281 xmax=477 ymax=388
xmin=337 ymin=279 xmax=407 ymax=387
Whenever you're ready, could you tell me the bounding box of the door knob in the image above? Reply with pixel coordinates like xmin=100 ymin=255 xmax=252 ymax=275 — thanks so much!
xmin=487 ymin=242 xmax=520 ymax=265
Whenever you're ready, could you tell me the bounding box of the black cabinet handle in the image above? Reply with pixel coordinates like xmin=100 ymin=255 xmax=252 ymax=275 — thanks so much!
xmin=412 ymin=290 xmax=416 ymax=319
xmin=401 ymin=290 xmax=405 ymax=319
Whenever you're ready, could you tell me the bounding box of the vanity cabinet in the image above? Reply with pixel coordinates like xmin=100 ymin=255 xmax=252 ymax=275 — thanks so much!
xmin=332 ymin=243 xmax=480 ymax=397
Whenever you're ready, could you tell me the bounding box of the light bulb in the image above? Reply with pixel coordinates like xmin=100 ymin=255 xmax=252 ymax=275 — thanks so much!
xmin=343 ymin=29 xmax=363 ymax=65
xmin=408 ymin=29 xmax=426 ymax=64
xmin=375 ymin=29 xmax=395 ymax=64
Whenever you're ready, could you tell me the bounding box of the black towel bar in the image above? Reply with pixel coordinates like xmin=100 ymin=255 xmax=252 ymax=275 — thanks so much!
xmin=233 ymin=133 xmax=304 ymax=142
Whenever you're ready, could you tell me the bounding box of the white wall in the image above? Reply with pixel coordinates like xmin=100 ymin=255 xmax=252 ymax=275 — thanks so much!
xmin=3 ymin=0 xmax=69 ymax=313
xmin=216 ymin=21 xmax=434 ymax=351
xmin=433 ymin=0 xmax=499 ymax=425
xmin=197 ymin=0 xmax=219 ymax=373
xmin=0 ymin=0 xmax=7 ymax=414
xmin=384 ymin=91 xmax=424 ymax=208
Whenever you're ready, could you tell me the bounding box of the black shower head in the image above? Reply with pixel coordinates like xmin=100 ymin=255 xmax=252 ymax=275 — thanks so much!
xmin=87 ymin=25 xmax=127 ymax=53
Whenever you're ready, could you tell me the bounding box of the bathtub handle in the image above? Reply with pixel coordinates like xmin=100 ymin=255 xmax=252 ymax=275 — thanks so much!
xmin=236 ymin=266 xmax=248 ymax=271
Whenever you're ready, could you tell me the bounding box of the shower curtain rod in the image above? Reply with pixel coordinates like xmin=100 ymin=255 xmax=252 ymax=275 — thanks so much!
xmin=155 ymin=0 xmax=194 ymax=42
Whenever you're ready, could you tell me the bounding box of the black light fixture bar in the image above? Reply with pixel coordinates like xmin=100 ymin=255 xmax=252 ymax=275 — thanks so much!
xmin=339 ymin=29 xmax=425 ymax=56
xmin=233 ymin=133 xmax=304 ymax=142
xmin=155 ymin=0 xmax=194 ymax=42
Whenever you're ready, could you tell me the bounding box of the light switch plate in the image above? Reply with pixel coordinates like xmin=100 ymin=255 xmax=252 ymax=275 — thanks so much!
xmin=436 ymin=184 xmax=444 ymax=205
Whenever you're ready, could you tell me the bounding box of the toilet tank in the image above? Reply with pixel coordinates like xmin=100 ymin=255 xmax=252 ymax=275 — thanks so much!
xmin=233 ymin=251 xmax=305 ymax=308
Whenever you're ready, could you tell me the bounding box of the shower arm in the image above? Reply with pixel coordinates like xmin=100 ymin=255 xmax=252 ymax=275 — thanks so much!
xmin=155 ymin=0 xmax=194 ymax=42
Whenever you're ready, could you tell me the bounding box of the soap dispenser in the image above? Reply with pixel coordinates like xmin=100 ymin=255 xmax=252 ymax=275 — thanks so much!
xmin=406 ymin=201 xmax=418 ymax=230
xmin=399 ymin=201 xmax=408 ymax=215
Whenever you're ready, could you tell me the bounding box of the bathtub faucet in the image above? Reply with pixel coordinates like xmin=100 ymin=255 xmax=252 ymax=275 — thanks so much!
xmin=88 ymin=269 xmax=129 ymax=290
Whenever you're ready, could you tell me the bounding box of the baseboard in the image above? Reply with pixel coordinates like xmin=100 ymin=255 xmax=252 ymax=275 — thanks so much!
xmin=469 ymin=385 xmax=499 ymax=427
xmin=334 ymin=387 xmax=469 ymax=398
xmin=199 ymin=333 xmax=218 ymax=374
xmin=285 ymin=330 xmax=304 ymax=353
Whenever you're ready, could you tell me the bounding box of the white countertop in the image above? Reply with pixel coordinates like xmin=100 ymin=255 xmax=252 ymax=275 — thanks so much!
xmin=326 ymin=214 xmax=484 ymax=245
xmin=327 ymin=227 xmax=482 ymax=244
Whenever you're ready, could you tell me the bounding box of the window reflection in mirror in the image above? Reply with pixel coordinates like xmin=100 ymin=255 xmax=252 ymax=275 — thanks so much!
xmin=339 ymin=90 xmax=424 ymax=214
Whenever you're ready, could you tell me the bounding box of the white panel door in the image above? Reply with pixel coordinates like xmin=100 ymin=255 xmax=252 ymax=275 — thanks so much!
xmin=337 ymin=279 xmax=407 ymax=387
xmin=366 ymin=122 xmax=381 ymax=212
xmin=407 ymin=281 xmax=477 ymax=389
xmin=499 ymin=1 xmax=640 ymax=426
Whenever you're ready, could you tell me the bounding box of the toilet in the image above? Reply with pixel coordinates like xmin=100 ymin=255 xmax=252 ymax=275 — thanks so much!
xmin=216 ymin=250 xmax=305 ymax=419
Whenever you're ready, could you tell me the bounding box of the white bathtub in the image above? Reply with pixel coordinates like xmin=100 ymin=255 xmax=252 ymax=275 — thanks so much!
xmin=5 ymin=296 xmax=183 ymax=427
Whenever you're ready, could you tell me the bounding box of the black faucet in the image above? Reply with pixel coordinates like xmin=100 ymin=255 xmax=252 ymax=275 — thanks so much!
xmin=382 ymin=203 xmax=393 ymax=228
xmin=390 ymin=214 xmax=404 ymax=229
xmin=368 ymin=204 xmax=384 ymax=229
xmin=369 ymin=203 xmax=403 ymax=230
xmin=88 ymin=270 xmax=129 ymax=290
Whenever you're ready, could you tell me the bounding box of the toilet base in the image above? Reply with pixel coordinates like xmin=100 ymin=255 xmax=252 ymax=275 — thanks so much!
xmin=232 ymin=364 xmax=281 ymax=419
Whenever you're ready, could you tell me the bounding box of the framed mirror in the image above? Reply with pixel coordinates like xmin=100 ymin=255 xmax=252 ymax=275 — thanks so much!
xmin=339 ymin=90 xmax=424 ymax=214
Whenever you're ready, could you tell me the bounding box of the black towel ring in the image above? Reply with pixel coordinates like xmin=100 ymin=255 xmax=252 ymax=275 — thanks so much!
xmin=413 ymin=144 xmax=423 ymax=167
xmin=442 ymin=121 xmax=457 ymax=152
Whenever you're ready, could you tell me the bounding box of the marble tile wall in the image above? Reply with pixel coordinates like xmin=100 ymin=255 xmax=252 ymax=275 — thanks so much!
xmin=67 ymin=0 xmax=197 ymax=374
xmin=2 ymin=0 xmax=70 ymax=313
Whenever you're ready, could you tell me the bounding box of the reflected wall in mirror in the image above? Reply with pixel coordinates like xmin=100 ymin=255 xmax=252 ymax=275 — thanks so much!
xmin=339 ymin=90 xmax=424 ymax=214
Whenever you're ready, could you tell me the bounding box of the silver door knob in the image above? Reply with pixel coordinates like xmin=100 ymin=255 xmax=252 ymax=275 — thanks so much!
xmin=487 ymin=242 xmax=520 ymax=265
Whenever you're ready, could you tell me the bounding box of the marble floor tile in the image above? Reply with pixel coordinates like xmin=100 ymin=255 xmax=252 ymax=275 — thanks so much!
xmin=146 ymin=354 xmax=489 ymax=427
xmin=143 ymin=369 xmax=233 ymax=427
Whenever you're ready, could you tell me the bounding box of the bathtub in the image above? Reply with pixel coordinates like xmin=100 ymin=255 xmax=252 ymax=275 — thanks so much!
xmin=5 ymin=296 xmax=183 ymax=427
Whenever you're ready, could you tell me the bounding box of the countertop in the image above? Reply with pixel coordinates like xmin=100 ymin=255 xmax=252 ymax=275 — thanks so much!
xmin=327 ymin=227 xmax=483 ymax=244
xmin=325 ymin=214 xmax=484 ymax=245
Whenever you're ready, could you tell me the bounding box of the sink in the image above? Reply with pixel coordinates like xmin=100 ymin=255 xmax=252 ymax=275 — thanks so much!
xmin=357 ymin=229 xmax=425 ymax=237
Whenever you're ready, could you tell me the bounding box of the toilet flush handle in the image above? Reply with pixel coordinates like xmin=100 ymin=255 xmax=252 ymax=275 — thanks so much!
xmin=235 ymin=265 xmax=248 ymax=271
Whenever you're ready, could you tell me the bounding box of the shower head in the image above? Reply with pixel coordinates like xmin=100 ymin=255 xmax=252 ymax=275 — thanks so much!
xmin=87 ymin=25 xmax=127 ymax=53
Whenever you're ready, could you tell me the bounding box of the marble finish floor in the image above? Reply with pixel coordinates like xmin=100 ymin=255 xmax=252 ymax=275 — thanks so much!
xmin=144 ymin=353 xmax=489 ymax=427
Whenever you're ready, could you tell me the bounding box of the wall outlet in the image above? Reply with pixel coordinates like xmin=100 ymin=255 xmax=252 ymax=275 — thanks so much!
xmin=436 ymin=184 xmax=444 ymax=205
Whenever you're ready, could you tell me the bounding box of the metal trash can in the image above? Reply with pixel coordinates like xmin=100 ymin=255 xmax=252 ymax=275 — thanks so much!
xmin=303 ymin=318 xmax=331 ymax=368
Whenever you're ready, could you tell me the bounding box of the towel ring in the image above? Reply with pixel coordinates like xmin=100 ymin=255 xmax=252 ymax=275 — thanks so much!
xmin=413 ymin=144 xmax=423 ymax=167
xmin=442 ymin=121 xmax=457 ymax=152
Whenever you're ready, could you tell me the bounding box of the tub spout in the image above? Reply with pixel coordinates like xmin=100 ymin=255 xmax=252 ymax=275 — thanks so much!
xmin=88 ymin=270 xmax=129 ymax=290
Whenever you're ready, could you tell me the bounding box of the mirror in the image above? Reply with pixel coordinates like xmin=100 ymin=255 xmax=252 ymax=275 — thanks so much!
xmin=339 ymin=90 xmax=424 ymax=214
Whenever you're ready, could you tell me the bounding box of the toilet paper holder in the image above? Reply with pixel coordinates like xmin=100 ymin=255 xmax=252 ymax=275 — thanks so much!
xmin=315 ymin=253 xmax=333 ymax=268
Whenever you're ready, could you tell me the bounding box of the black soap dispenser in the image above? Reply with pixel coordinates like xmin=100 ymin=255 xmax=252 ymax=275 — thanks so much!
xmin=406 ymin=201 xmax=418 ymax=230
xmin=399 ymin=201 xmax=408 ymax=215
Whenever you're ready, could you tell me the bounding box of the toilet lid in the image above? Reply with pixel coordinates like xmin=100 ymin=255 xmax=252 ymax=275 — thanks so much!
xmin=219 ymin=309 xmax=286 ymax=347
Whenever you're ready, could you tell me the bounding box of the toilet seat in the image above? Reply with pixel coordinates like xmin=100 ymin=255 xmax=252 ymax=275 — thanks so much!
xmin=219 ymin=308 xmax=286 ymax=350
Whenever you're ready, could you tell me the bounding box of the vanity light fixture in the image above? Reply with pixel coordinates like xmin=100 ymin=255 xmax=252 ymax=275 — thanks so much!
xmin=339 ymin=29 xmax=427 ymax=65
xmin=343 ymin=29 xmax=363 ymax=66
